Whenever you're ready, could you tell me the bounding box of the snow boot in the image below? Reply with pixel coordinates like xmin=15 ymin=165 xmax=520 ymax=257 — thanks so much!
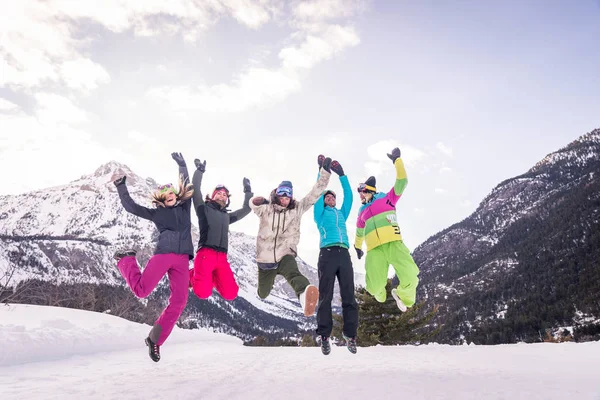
xmin=145 ymin=337 xmax=161 ymax=362
xmin=391 ymin=289 xmax=408 ymax=312
xmin=113 ymin=249 xmax=137 ymax=261
xmin=343 ymin=334 xmax=357 ymax=354
xmin=319 ymin=335 xmax=331 ymax=356
xmin=299 ymin=285 xmax=319 ymax=317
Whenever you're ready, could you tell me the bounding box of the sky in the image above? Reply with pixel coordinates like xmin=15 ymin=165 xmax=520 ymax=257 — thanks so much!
xmin=2 ymin=304 xmax=599 ymax=399
xmin=1 ymin=0 xmax=600 ymax=271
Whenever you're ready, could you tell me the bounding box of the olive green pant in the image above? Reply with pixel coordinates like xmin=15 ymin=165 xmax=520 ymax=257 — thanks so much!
xmin=257 ymin=255 xmax=310 ymax=299
xmin=365 ymin=241 xmax=420 ymax=307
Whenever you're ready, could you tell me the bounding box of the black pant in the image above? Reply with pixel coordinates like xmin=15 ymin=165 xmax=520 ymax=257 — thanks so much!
xmin=316 ymin=246 xmax=358 ymax=338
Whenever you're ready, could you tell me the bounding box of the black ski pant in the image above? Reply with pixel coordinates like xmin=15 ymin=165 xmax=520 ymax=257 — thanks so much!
xmin=316 ymin=246 xmax=358 ymax=338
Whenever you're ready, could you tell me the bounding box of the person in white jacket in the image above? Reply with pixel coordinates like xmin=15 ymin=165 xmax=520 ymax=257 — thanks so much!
xmin=249 ymin=157 xmax=332 ymax=317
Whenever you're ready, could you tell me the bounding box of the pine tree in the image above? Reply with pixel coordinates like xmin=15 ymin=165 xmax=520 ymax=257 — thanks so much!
xmin=333 ymin=279 xmax=440 ymax=346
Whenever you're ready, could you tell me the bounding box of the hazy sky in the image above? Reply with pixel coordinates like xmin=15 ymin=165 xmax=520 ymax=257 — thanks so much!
xmin=1 ymin=0 xmax=599 ymax=272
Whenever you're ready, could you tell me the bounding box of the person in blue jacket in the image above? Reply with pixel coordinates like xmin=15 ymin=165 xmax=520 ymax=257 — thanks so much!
xmin=313 ymin=155 xmax=358 ymax=355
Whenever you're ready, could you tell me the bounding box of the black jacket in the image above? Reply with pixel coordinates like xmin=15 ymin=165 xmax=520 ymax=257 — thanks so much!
xmin=116 ymin=165 xmax=194 ymax=259
xmin=192 ymin=169 xmax=252 ymax=253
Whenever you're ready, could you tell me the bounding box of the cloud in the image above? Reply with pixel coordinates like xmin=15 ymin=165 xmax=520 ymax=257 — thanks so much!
xmin=439 ymin=166 xmax=452 ymax=174
xmin=0 ymin=108 xmax=112 ymax=194
xmin=34 ymin=93 xmax=88 ymax=125
xmin=0 ymin=98 xmax=19 ymax=113
xmin=434 ymin=188 xmax=448 ymax=195
xmin=293 ymin=0 xmax=368 ymax=21
xmin=148 ymin=6 xmax=362 ymax=113
xmin=437 ymin=141 xmax=453 ymax=156
xmin=279 ymin=25 xmax=360 ymax=70
xmin=0 ymin=0 xmax=280 ymax=93
xmin=148 ymin=67 xmax=302 ymax=112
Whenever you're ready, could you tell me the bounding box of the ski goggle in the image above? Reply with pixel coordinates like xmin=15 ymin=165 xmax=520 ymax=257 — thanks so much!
xmin=276 ymin=186 xmax=293 ymax=198
xmin=158 ymin=183 xmax=176 ymax=193
xmin=212 ymin=184 xmax=230 ymax=196
xmin=357 ymin=183 xmax=376 ymax=193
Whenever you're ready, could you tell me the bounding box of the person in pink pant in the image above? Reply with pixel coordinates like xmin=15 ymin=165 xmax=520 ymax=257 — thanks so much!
xmin=113 ymin=152 xmax=194 ymax=362
xmin=189 ymin=158 xmax=253 ymax=300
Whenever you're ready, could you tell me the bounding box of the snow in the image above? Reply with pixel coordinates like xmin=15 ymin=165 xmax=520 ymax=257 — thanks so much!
xmin=1 ymin=304 xmax=599 ymax=399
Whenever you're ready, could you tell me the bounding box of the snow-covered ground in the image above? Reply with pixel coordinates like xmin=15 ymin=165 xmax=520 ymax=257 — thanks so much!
xmin=1 ymin=304 xmax=599 ymax=400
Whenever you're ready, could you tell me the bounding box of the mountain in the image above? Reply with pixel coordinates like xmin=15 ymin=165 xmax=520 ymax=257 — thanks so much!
xmin=413 ymin=128 xmax=600 ymax=344
xmin=0 ymin=161 xmax=323 ymax=341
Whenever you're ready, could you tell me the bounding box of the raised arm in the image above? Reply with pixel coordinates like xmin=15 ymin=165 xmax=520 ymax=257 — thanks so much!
xmin=384 ymin=148 xmax=408 ymax=207
xmin=191 ymin=159 xmax=206 ymax=211
xmin=330 ymin=160 xmax=353 ymax=220
xmin=171 ymin=152 xmax=191 ymax=210
xmin=297 ymin=157 xmax=332 ymax=215
xmin=249 ymin=194 xmax=270 ymax=217
xmin=313 ymin=173 xmax=326 ymax=224
xmin=229 ymin=178 xmax=253 ymax=224
xmin=113 ymin=176 xmax=156 ymax=220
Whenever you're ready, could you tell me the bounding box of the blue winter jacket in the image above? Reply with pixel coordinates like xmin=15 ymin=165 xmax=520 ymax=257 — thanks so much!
xmin=313 ymin=174 xmax=353 ymax=248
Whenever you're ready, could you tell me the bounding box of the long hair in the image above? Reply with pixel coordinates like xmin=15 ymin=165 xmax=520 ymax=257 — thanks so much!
xmin=151 ymin=174 xmax=194 ymax=207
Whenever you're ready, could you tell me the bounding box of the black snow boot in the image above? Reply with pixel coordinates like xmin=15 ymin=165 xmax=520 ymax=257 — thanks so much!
xmin=145 ymin=337 xmax=161 ymax=362
xmin=319 ymin=335 xmax=331 ymax=356
xmin=113 ymin=249 xmax=137 ymax=261
xmin=343 ymin=334 xmax=357 ymax=354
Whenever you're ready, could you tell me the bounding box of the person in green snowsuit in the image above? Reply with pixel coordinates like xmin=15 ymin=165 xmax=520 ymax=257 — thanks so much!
xmin=354 ymin=147 xmax=420 ymax=311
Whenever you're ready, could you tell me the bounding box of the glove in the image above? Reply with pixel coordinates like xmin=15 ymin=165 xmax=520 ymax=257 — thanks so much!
xmin=194 ymin=159 xmax=206 ymax=172
xmin=387 ymin=147 xmax=401 ymax=163
xmin=113 ymin=176 xmax=126 ymax=187
xmin=243 ymin=177 xmax=251 ymax=193
xmin=252 ymin=196 xmax=268 ymax=206
xmin=171 ymin=152 xmax=186 ymax=166
xmin=317 ymin=154 xmax=325 ymax=172
xmin=354 ymin=247 xmax=364 ymax=260
xmin=330 ymin=160 xmax=344 ymax=176
xmin=322 ymin=157 xmax=332 ymax=173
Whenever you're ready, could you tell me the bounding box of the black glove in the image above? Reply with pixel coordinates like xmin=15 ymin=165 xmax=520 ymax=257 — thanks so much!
xmin=194 ymin=159 xmax=206 ymax=172
xmin=317 ymin=154 xmax=325 ymax=172
xmin=387 ymin=147 xmax=401 ymax=163
xmin=171 ymin=152 xmax=186 ymax=166
xmin=330 ymin=160 xmax=345 ymax=176
xmin=243 ymin=177 xmax=251 ymax=193
xmin=252 ymin=196 xmax=269 ymax=206
xmin=355 ymin=247 xmax=364 ymax=260
xmin=322 ymin=157 xmax=332 ymax=173
xmin=113 ymin=176 xmax=126 ymax=187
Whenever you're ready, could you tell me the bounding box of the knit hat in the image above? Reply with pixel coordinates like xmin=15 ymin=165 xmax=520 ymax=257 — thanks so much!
xmin=358 ymin=176 xmax=377 ymax=193
xmin=324 ymin=189 xmax=336 ymax=198
xmin=211 ymin=184 xmax=230 ymax=199
xmin=276 ymin=181 xmax=293 ymax=197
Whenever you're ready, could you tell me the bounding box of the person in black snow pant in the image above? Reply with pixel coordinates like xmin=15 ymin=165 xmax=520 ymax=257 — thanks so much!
xmin=113 ymin=152 xmax=194 ymax=363
xmin=312 ymin=155 xmax=358 ymax=355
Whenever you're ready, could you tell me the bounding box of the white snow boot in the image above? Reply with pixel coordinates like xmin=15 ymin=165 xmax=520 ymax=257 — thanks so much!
xmin=391 ymin=289 xmax=408 ymax=312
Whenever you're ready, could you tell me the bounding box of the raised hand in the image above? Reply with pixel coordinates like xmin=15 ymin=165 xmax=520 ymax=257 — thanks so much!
xmin=322 ymin=157 xmax=332 ymax=173
xmin=171 ymin=152 xmax=186 ymax=166
xmin=113 ymin=176 xmax=127 ymax=187
xmin=252 ymin=196 xmax=268 ymax=206
xmin=355 ymin=247 xmax=364 ymax=260
xmin=387 ymin=147 xmax=401 ymax=163
xmin=194 ymin=159 xmax=206 ymax=172
xmin=317 ymin=154 xmax=325 ymax=171
xmin=243 ymin=177 xmax=252 ymax=193
xmin=330 ymin=160 xmax=345 ymax=176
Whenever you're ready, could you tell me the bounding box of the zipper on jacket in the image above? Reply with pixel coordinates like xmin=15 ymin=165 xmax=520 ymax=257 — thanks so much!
xmin=273 ymin=211 xmax=281 ymax=262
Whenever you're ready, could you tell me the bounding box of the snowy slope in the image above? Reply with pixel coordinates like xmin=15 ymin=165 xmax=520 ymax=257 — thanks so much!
xmin=1 ymin=304 xmax=599 ymax=400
